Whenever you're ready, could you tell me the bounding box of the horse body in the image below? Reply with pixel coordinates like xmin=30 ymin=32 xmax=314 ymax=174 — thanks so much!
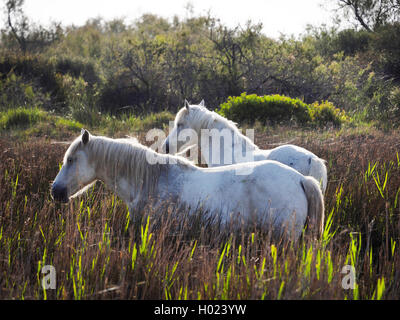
xmin=52 ymin=130 xmax=324 ymax=240
xmin=255 ymin=144 xmax=327 ymax=192
xmin=180 ymin=161 xmax=310 ymax=229
xmin=163 ymin=102 xmax=328 ymax=193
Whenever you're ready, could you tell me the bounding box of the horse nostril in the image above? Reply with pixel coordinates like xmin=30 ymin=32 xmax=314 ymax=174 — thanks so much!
xmin=52 ymin=185 xmax=68 ymax=203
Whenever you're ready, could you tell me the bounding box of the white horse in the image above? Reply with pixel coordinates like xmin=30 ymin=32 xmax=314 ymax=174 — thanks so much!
xmin=51 ymin=130 xmax=324 ymax=240
xmin=162 ymin=101 xmax=328 ymax=193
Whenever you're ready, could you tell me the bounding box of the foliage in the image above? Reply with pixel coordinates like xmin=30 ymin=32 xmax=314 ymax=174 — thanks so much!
xmin=0 ymin=53 xmax=65 ymax=110
xmin=218 ymin=93 xmax=347 ymax=127
xmin=335 ymin=0 xmax=400 ymax=32
xmin=2 ymin=0 xmax=62 ymax=53
xmin=371 ymin=23 xmax=400 ymax=81
xmin=0 ymin=6 xmax=399 ymax=126
xmin=334 ymin=28 xmax=371 ymax=55
xmin=57 ymin=74 xmax=100 ymax=126
xmin=309 ymin=100 xmax=349 ymax=127
xmin=0 ymin=71 xmax=46 ymax=111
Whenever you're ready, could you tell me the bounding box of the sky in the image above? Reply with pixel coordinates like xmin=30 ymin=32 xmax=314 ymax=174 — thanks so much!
xmin=16 ymin=0 xmax=339 ymax=39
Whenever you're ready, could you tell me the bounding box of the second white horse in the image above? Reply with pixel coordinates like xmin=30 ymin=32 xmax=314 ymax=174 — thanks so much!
xmin=163 ymin=101 xmax=328 ymax=193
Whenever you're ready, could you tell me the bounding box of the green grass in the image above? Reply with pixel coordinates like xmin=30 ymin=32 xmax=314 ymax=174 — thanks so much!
xmin=0 ymin=107 xmax=47 ymax=131
xmin=0 ymin=107 xmax=174 ymax=140
xmin=98 ymin=111 xmax=174 ymax=136
xmin=55 ymin=118 xmax=84 ymax=132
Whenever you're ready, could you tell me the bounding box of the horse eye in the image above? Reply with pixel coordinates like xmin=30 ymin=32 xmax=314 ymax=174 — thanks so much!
xmin=67 ymin=157 xmax=73 ymax=164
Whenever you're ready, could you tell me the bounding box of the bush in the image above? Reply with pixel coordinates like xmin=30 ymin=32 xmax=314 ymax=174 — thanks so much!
xmin=372 ymin=23 xmax=400 ymax=81
xmin=57 ymin=75 xmax=101 ymax=126
xmin=218 ymin=93 xmax=311 ymax=125
xmin=0 ymin=54 xmax=65 ymax=110
xmin=0 ymin=72 xmax=51 ymax=112
xmin=309 ymin=101 xmax=348 ymax=127
xmin=218 ymin=93 xmax=347 ymax=127
xmin=55 ymin=57 xmax=99 ymax=85
xmin=333 ymin=29 xmax=371 ymax=56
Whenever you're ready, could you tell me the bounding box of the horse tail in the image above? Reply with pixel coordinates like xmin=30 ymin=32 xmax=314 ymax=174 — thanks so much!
xmin=308 ymin=157 xmax=328 ymax=194
xmin=301 ymin=176 xmax=325 ymax=238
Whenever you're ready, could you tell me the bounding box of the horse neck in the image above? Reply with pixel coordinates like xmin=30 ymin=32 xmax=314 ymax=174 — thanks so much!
xmin=212 ymin=118 xmax=257 ymax=149
xmin=89 ymin=137 xmax=164 ymax=201
xmin=197 ymin=118 xmax=258 ymax=166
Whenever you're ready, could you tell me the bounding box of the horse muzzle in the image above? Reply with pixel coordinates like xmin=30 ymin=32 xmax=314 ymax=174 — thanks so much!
xmin=51 ymin=185 xmax=69 ymax=203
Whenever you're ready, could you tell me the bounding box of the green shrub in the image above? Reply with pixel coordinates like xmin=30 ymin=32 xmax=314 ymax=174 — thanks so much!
xmin=0 ymin=107 xmax=47 ymax=130
xmin=309 ymin=101 xmax=348 ymax=127
xmin=0 ymin=72 xmax=51 ymax=112
xmin=218 ymin=93 xmax=311 ymax=125
xmin=390 ymin=87 xmax=400 ymax=117
xmin=333 ymin=29 xmax=371 ymax=56
xmin=0 ymin=54 xmax=65 ymax=110
xmin=57 ymin=74 xmax=101 ymax=126
xmin=55 ymin=57 xmax=99 ymax=85
xmin=218 ymin=93 xmax=347 ymax=127
xmin=55 ymin=118 xmax=84 ymax=132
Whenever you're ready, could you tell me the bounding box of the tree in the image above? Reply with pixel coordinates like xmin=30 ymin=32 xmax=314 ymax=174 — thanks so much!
xmin=3 ymin=0 xmax=29 ymax=52
xmin=207 ymin=21 xmax=263 ymax=97
xmin=337 ymin=0 xmax=400 ymax=32
xmin=2 ymin=0 xmax=63 ymax=53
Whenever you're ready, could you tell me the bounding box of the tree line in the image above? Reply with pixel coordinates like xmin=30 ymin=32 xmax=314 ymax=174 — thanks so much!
xmin=1 ymin=0 xmax=400 ymax=126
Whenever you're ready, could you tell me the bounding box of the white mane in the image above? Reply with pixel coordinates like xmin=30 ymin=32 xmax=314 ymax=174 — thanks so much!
xmin=177 ymin=104 xmax=257 ymax=148
xmin=66 ymin=135 xmax=193 ymax=197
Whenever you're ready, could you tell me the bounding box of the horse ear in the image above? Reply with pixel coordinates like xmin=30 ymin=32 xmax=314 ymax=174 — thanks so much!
xmin=199 ymin=99 xmax=205 ymax=107
xmin=81 ymin=129 xmax=90 ymax=145
xmin=184 ymin=99 xmax=190 ymax=110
